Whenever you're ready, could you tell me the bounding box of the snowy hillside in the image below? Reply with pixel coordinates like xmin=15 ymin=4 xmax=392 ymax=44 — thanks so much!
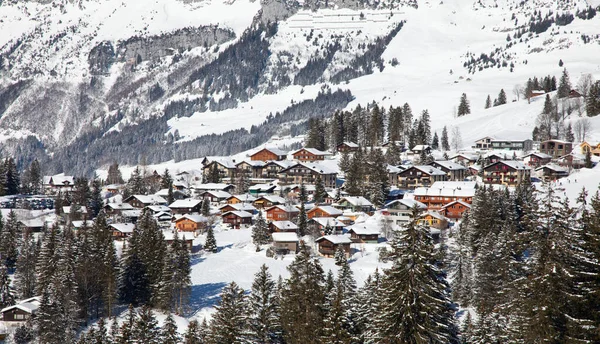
xmin=1 ymin=0 xmax=600 ymax=174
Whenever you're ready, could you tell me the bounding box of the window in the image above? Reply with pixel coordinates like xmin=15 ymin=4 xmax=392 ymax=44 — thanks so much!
xmin=15 ymin=314 xmax=25 ymax=320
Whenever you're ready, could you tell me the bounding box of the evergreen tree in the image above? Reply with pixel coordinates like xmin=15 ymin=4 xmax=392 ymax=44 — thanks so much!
xmin=364 ymin=148 xmax=389 ymax=208
xmin=379 ymin=206 xmax=458 ymax=343
xmin=460 ymin=312 xmax=475 ymax=344
xmin=22 ymin=159 xmax=42 ymax=195
xmin=586 ymin=80 xmax=600 ymax=116
xmin=402 ymin=103 xmax=413 ymax=143
xmin=209 ymin=281 xmax=248 ymax=344
xmin=0 ymin=211 xmax=20 ymax=270
xmin=116 ymin=305 xmax=137 ymax=343
xmin=334 ymin=244 xmax=346 ymax=266
xmin=89 ymin=177 xmax=104 ymax=217
xmin=313 ymin=175 xmax=327 ymax=204
xmin=441 ymin=126 xmax=450 ymax=151
xmin=204 ymin=227 xmax=218 ymax=253
xmin=106 ymin=163 xmax=124 ymax=185
xmin=201 ymin=199 xmax=210 ymax=217
xmin=338 ymin=151 xmax=351 ymax=174
xmin=161 ymin=169 xmax=175 ymax=204
xmin=132 ymin=305 xmax=160 ymax=344
xmin=557 ymin=68 xmax=572 ymax=98
xmin=296 ymin=203 xmax=308 ymax=237
xmin=565 ymin=123 xmax=574 ymax=142
xmin=485 ymin=95 xmax=492 ymax=109
xmin=0 ymin=264 xmax=14 ymax=309
xmin=14 ymin=234 xmax=37 ymax=299
xmin=280 ymin=242 xmax=325 ymax=344
xmin=158 ymin=230 xmax=191 ymax=314
xmin=118 ymin=227 xmax=150 ymax=306
xmin=458 ymin=93 xmax=471 ymax=116
xmin=368 ymin=104 xmax=385 ymax=147
xmin=36 ymin=225 xmax=60 ymax=295
xmin=299 ymin=182 xmax=308 ymax=204
xmin=451 ymin=213 xmax=473 ymax=307
xmin=344 ymin=148 xmax=364 ymax=196
xmin=247 ymin=264 xmax=283 ymax=343
xmin=12 ymin=324 xmax=35 ymax=344
xmin=161 ymin=314 xmax=181 ymax=344
xmin=321 ymin=277 xmax=353 ymax=343
xmin=125 ymin=167 xmax=146 ymax=197
xmin=431 ymin=132 xmax=439 ymax=150
xmin=497 ymin=89 xmax=507 ymax=105
xmin=235 ymin=170 xmax=250 ymax=195
xmin=420 ymin=110 xmax=432 ymax=144
xmin=183 ymin=320 xmax=202 ymax=344
xmin=252 ymin=212 xmax=270 ymax=251
xmin=4 ymin=158 xmax=20 ymax=195
xmin=585 ymin=149 xmax=593 ymax=168
xmin=385 ymin=141 xmax=402 ymax=166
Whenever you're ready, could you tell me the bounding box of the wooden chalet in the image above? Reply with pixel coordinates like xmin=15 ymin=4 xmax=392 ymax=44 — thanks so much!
xmin=222 ymin=210 xmax=253 ymax=229
xmin=428 ymin=160 xmax=467 ymax=181
xmin=535 ymin=164 xmax=569 ymax=182
xmin=278 ymin=162 xmax=337 ymax=188
xmin=482 ymin=160 xmax=531 ymax=186
xmin=336 ymin=141 xmax=359 ymax=153
xmin=409 ymin=145 xmax=432 ymax=155
xmin=250 ymin=147 xmax=287 ymax=161
xmin=569 ymin=89 xmax=583 ymax=98
xmin=1 ymin=297 xmax=41 ymax=324
xmin=168 ymin=199 xmax=203 ymax=215
xmin=269 ymin=220 xmax=298 ymax=233
xmin=382 ymin=199 xmax=427 ymax=226
xmin=439 ymin=201 xmax=471 ymax=220
xmin=43 ymin=174 xmax=75 ymax=194
xmin=309 ymin=217 xmax=345 ymax=235
xmin=417 ymin=211 xmax=448 ymax=230
xmin=253 ymin=195 xmax=286 ymax=209
xmin=198 ymin=190 xmax=232 ymax=204
xmin=336 ymin=196 xmax=374 ymax=213
xmin=194 ymin=183 xmax=235 ymax=194
xmin=235 ymin=160 xmax=265 ymax=179
xmin=347 ymin=224 xmax=379 ymax=243
xmin=307 ymin=205 xmax=343 ymax=219
xmin=397 ymin=165 xmax=447 ymax=189
xmin=522 ymin=152 xmax=552 ymax=168
xmin=315 ymin=235 xmax=352 ymax=258
xmin=266 ymin=205 xmax=299 ymax=222
xmin=124 ymin=195 xmax=168 ymax=208
xmin=450 ymin=153 xmax=478 ymax=167
xmin=155 ymin=188 xmax=189 ymax=201
xmin=104 ymin=203 xmax=135 ymax=217
xmin=248 ymin=183 xmax=277 ymax=195
xmin=227 ymin=194 xmax=257 ymax=204
xmin=291 ymin=148 xmax=330 ymax=162
xmin=580 ymin=141 xmax=600 ymax=157
xmin=219 ymin=203 xmax=257 ymax=215
xmin=202 ymin=159 xmax=237 ymax=181
xmin=175 ymin=214 xmax=209 ymax=234
xmin=484 ymin=153 xmax=506 ymax=165
xmin=413 ymin=181 xmax=476 ymax=210
xmin=271 ymin=232 xmax=299 ymax=253
xmin=110 ymin=223 xmax=135 ymax=239
xmin=260 ymin=161 xmax=295 ymax=179
xmin=540 ymin=139 xmax=573 ymax=159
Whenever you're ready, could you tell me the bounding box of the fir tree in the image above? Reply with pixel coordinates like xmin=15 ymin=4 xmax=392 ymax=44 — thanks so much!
xmin=248 ymin=264 xmax=283 ymax=343
xmin=431 ymin=132 xmax=439 ymax=150
xmin=201 ymin=198 xmax=210 ymax=217
xmin=235 ymin=170 xmax=250 ymax=194
xmin=585 ymin=149 xmax=592 ymax=168
xmin=204 ymin=227 xmax=218 ymax=253
xmin=565 ymin=123 xmax=574 ymax=142
xmin=451 ymin=213 xmax=473 ymax=307
xmin=313 ymin=175 xmax=327 ymax=204
xmin=0 ymin=264 xmax=14 ymax=309
xmin=252 ymin=212 xmax=270 ymax=251
xmin=132 ymin=305 xmax=161 ymax=344
xmin=557 ymin=68 xmax=572 ymax=98
xmin=364 ymin=148 xmax=389 ymax=208
xmin=12 ymin=324 xmax=35 ymax=344
xmin=497 ymin=89 xmax=507 ymax=105
xmin=441 ymin=126 xmax=450 ymax=151
xmin=334 ymin=244 xmax=346 ymax=266
xmin=460 ymin=312 xmax=475 ymax=344
xmin=161 ymin=169 xmax=175 ymax=204
xmin=296 ymin=203 xmax=308 ymax=237
xmin=183 ymin=319 xmax=202 ymax=344
xmin=118 ymin=228 xmax=151 ymax=306
xmin=117 ymin=305 xmax=137 ymax=343
xmin=338 ymin=151 xmax=351 ymax=174
xmin=1 ymin=210 xmax=20 ymax=270
xmin=158 ymin=230 xmax=191 ymax=314
xmin=161 ymin=314 xmax=181 ymax=344
xmin=385 ymin=141 xmax=402 ymax=166
xmin=458 ymin=93 xmax=471 ymax=116
xmin=209 ymin=281 xmax=248 ymax=344
xmin=345 ymin=148 xmax=364 ymax=196
xmin=485 ymin=95 xmax=492 ymax=109
xmin=89 ymin=177 xmax=104 ymax=217
xmin=14 ymin=234 xmax=37 ymax=299
xmin=4 ymin=158 xmax=20 ymax=195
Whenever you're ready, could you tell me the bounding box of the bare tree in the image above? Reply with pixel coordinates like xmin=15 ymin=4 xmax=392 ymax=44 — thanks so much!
xmin=513 ymin=84 xmax=522 ymax=101
xmin=573 ymin=118 xmax=591 ymax=142
xmin=573 ymin=97 xmax=584 ymax=117
xmin=577 ymin=73 xmax=595 ymax=97
xmin=451 ymin=126 xmax=462 ymax=151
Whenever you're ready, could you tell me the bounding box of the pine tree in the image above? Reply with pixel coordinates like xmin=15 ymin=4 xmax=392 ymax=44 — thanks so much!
xmin=334 ymin=244 xmax=346 ymax=266
xmin=132 ymin=305 xmax=161 ymax=344
xmin=431 ymin=132 xmax=439 ymax=150
xmin=4 ymin=158 xmax=20 ymax=195
xmin=158 ymin=230 xmax=191 ymax=314
xmin=0 ymin=264 xmax=14 ymax=309
xmin=485 ymin=95 xmax=492 ymax=109
xmin=364 ymin=148 xmax=389 ymax=208
xmin=161 ymin=314 xmax=181 ymax=344
xmin=118 ymin=227 xmax=151 ymax=306
xmin=280 ymin=242 xmax=326 ymax=344
xmin=136 ymin=211 xmax=166 ymax=306
xmin=357 ymin=270 xmax=383 ymax=343
xmin=585 ymin=149 xmax=592 ymax=168
xmin=497 ymin=89 xmax=507 ymax=105
xmin=204 ymin=227 xmax=218 ymax=253
xmin=89 ymin=178 xmax=104 ymax=217
xmin=565 ymin=123 xmax=574 ymax=142
xmin=12 ymin=324 xmax=35 ymax=344
xmin=344 ymin=148 xmax=364 ymax=196
xmin=321 ymin=278 xmax=352 ymax=343
xmin=247 ymin=264 xmax=283 ymax=343
xmin=183 ymin=319 xmax=202 ymax=344
xmin=451 ymin=213 xmax=473 ymax=307
xmin=458 ymin=93 xmax=471 ymax=116
xmin=201 ymin=198 xmax=210 ymax=217
xmin=385 ymin=141 xmax=402 ymax=166
xmin=14 ymin=234 xmax=37 ymax=299
xmin=586 ymin=80 xmax=600 ymax=116
xmin=125 ymin=167 xmax=146 ymax=197
xmin=36 ymin=225 xmax=60 ymax=295
xmin=209 ymin=281 xmax=248 ymax=344
xmin=557 ymin=68 xmax=572 ymax=98
xmin=252 ymin=212 xmax=270 ymax=251
xmin=296 ymin=203 xmax=308 ymax=237
xmin=379 ymin=206 xmax=458 ymax=343
xmin=117 ymin=305 xmax=137 ymax=343
xmin=235 ymin=170 xmax=250 ymax=195
xmin=441 ymin=126 xmax=450 ymax=151
xmin=1 ymin=210 xmax=20 ymax=270
xmin=338 ymin=151 xmax=351 ymax=174
xmin=313 ymin=175 xmax=327 ymax=204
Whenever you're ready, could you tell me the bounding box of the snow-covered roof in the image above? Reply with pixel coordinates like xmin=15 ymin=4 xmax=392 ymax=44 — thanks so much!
xmin=300 ymin=162 xmax=338 ymax=175
xmin=127 ymin=195 xmax=167 ymax=204
xmin=206 ymin=158 xmax=237 ymax=169
xmin=431 ymin=160 xmax=466 ymax=171
xmin=236 ymin=159 xmax=266 ymax=167
xmin=43 ymin=174 xmax=74 ymax=186
xmin=228 ymin=194 xmax=257 ymax=202
xmin=105 ymin=203 xmax=135 ymax=210
xmin=169 ymin=199 xmax=203 ymax=208
xmin=271 ymin=221 xmax=298 ymax=231
xmin=248 ymin=183 xmax=277 ymax=191
xmin=450 ymin=153 xmax=478 ymax=161
xmin=256 ymin=195 xmax=286 ymax=204
xmin=201 ymin=190 xmax=232 ymax=199
xmin=266 ymin=205 xmax=299 ymax=213
xmin=292 ymin=148 xmax=331 ymax=156
xmin=1 ymin=300 xmax=40 ymax=314
xmin=411 ymin=145 xmax=431 ymax=151
xmin=265 ymin=160 xmax=295 ymax=169
xmin=485 ymin=160 xmax=530 ymax=170
xmin=387 ymin=165 xmax=402 ymax=174
xmin=441 ymin=200 xmax=472 ymax=209
xmin=348 ymin=224 xmax=380 ymax=235
xmin=222 ymin=203 xmax=257 ymax=212
xmin=338 ymin=196 xmax=373 ymax=207
xmin=408 ymin=165 xmax=447 ymax=176
xmin=421 ymin=211 xmax=447 ymax=221
xmin=535 ymin=164 xmax=569 ymax=173
xmin=121 ymin=210 xmax=142 ymax=217
xmin=316 ymin=234 xmax=353 ymax=244
xmin=310 ymin=206 xmax=343 ymax=216
xmin=176 ymin=214 xmax=209 ymax=223
xmin=339 ymin=141 xmax=359 ymax=148
xmin=385 ymin=199 xmax=427 ymax=209
xmin=110 ymin=223 xmax=135 ymax=233
xmin=524 ymin=152 xmax=552 ymax=159
xmin=155 ymin=188 xmax=188 ymax=197
xmin=272 ymin=232 xmax=299 ymax=242
xmin=194 ymin=183 xmax=234 ymax=191
xmin=222 ymin=210 xmax=253 ymax=218
xmin=62 ymin=206 xmax=88 ymax=214
xmin=414 ymin=181 xmax=476 ymax=198
xmin=251 ymin=147 xmax=288 ymax=156
xmin=20 ymin=219 xmax=44 ymax=228
xmin=146 ymin=205 xmax=171 ymax=213
xmin=310 ymin=217 xmax=345 ymax=227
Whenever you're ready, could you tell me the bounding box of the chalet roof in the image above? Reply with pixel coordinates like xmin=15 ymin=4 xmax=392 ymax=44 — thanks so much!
xmin=406 ymin=165 xmax=446 ymax=176
xmin=387 ymin=165 xmax=402 ymax=174
xmin=484 ymin=160 xmax=530 ymax=171
xmin=348 ymin=224 xmax=380 ymax=235
xmin=125 ymin=195 xmax=167 ymax=205
xmin=474 ymin=136 xmax=495 ymax=142
xmin=310 ymin=217 xmax=345 ymax=227
xmin=248 ymin=183 xmax=277 ymax=192
xmin=271 ymin=221 xmax=298 ymax=231
xmin=121 ymin=210 xmax=142 ymax=218
xmin=411 ymin=145 xmax=431 ymax=151
xmin=221 ymin=203 xmax=257 ymax=212
xmin=309 ymin=206 xmax=343 ymax=216
xmin=110 ymin=223 xmax=135 ymax=234
xmin=154 ymin=212 xmax=172 ymax=220
xmin=20 ymin=219 xmax=44 ymax=228
xmin=236 ymin=159 xmax=266 ymax=167
xmin=43 ymin=174 xmax=74 ymax=186
xmin=535 ymin=164 xmax=569 ymax=173
xmin=338 ymin=141 xmax=359 ymax=148
xmin=441 ymin=200 xmax=472 ymax=209
xmin=316 ymin=234 xmax=353 ymax=244
xmin=292 ymin=148 xmax=331 ymax=156
xmin=430 ymin=160 xmax=466 ymax=171
xmin=228 ymin=194 xmax=257 ymax=202
xmin=200 ymin=190 xmax=232 ymax=199
xmin=272 ymin=232 xmax=299 ymax=242
xmin=299 ymin=162 xmax=338 ymax=175
xmin=385 ymin=198 xmax=427 ymax=209
xmin=194 ymin=183 xmax=234 ymax=191
xmin=155 ymin=188 xmax=188 ymax=197
xmin=176 ymin=214 xmax=209 ymax=223
xmin=169 ymin=199 xmax=203 ymax=209
xmin=146 ymin=205 xmax=171 ymax=213
xmin=450 ymin=153 xmax=478 ymax=161
xmin=264 ymin=160 xmax=295 ymax=169
xmin=420 ymin=211 xmax=447 ymax=221
xmin=338 ymin=196 xmax=373 ymax=207
xmin=266 ymin=204 xmax=300 ymax=213
xmin=255 ymin=195 xmax=286 ymax=204
xmin=524 ymin=152 xmax=553 ymax=159
xmin=541 ymin=139 xmax=570 ymax=144
xmin=222 ymin=210 xmax=253 ymax=218
xmin=105 ymin=203 xmax=134 ymax=210
xmin=414 ymin=181 xmax=477 ymax=198
xmin=1 ymin=300 xmax=40 ymax=314
xmin=252 ymin=147 xmax=288 ymax=156
xmin=62 ymin=206 xmax=88 ymax=214
xmin=206 ymin=158 xmax=237 ymax=169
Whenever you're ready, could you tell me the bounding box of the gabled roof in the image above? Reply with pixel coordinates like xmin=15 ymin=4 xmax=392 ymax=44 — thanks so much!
xmin=272 ymin=232 xmax=299 ymax=242
xmin=441 ymin=200 xmax=472 ymax=209
xmin=155 ymin=188 xmax=188 ymax=197
xmin=266 ymin=204 xmax=300 ymax=213
xmin=387 ymin=165 xmax=402 ymax=174
xmin=169 ymin=199 xmax=203 ymax=209
xmin=109 ymin=223 xmax=135 ymax=233
xmin=338 ymin=141 xmax=359 ymax=148
xmin=228 ymin=194 xmax=257 ymax=202
xmin=315 ymin=234 xmax=353 ymax=244
xmin=194 ymin=183 xmax=234 ymax=191
xmin=338 ymin=196 xmax=373 ymax=207
xmin=105 ymin=203 xmax=135 ymax=210
xmin=176 ymin=214 xmax=209 ymax=223
xmin=146 ymin=205 xmax=171 ymax=213
xmin=43 ymin=174 xmax=74 ymax=186
xmin=236 ymin=159 xmax=266 ymax=167
xmin=414 ymin=181 xmax=477 ymax=198
xmin=121 ymin=209 xmax=142 ymax=217
xmin=523 ymin=152 xmax=552 ymax=159
xmin=222 ymin=210 xmax=253 ymax=218
xmin=411 ymin=145 xmax=431 ymax=151
xmin=403 ymin=165 xmax=446 ymax=176
xmin=450 ymin=153 xmax=478 ymax=161
xmin=484 ymin=160 xmax=530 ymax=171
xmin=264 ymin=160 xmax=295 ymax=169
xmin=125 ymin=195 xmax=167 ymax=205
xmin=205 ymin=158 xmax=237 ymax=169
xmin=251 ymin=147 xmax=288 ymax=156
xmin=347 ymin=224 xmax=380 ymax=235
xmin=292 ymin=148 xmax=331 ymax=156
xmin=200 ymin=190 xmax=232 ymax=199
xmin=248 ymin=183 xmax=277 ymax=192
xmin=310 ymin=217 xmax=345 ymax=227
xmin=62 ymin=206 xmax=88 ymax=214
xmin=221 ymin=203 xmax=257 ymax=212
xmin=430 ymin=160 xmax=466 ymax=171
xmin=420 ymin=211 xmax=447 ymax=221
xmin=255 ymin=195 xmax=286 ymax=204
xmin=271 ymin=221 xmax=298 ymax=231
xmin=385 ymin=199 xmax=427 ymax=209
xmin=309 ymin=206 xmax=343 ymax=216
xmin=535 ymin=164 xmax=569 ymax=173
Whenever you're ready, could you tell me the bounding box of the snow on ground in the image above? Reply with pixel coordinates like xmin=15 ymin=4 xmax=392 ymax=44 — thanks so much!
xmin=545 ymin=164 xmax=600 ymax=205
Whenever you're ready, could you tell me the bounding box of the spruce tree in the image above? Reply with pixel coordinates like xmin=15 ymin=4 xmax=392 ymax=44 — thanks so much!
xmin=201 ymin=198 xmax=210 ymax=217
xmin=161 ymin=314 xmax=181 ymax=344
xmin=118 ymin=227 xmax=151 ymax=306
xmin=458 ymin=93 xmax=471 ymax=116
xmin=296 ymin=203 xmax=308 ymax=237
xmin=313 ymin=175 xmax=327 ymax=204
xmin=252 ymin=212 xmax=270 ymax=251
xmin=14 ymin=234 xmax=37 ymax=299
xmin=334 ymin=244 xmax=346 ymax=266
xmin=385 ymin=141 xmax=402 ymax=165
xmin=1 ymin=211 xmax=20 ymax=270
xmin=497 ymin=89 xmax=507 ymax=105
xmin=183 ymin=319 xmax=202 ymax=344
xmin=585 ymin=149 xmax=592 ymax=168
xmin=485 ymin=95 xmax=492 ymax=109
xmin=451 ymin=213 xmax=473 ymax=307
xmin=431 ymin=132 xmax=439 ymax=150
xmin=364 ymin=148 xmax=389 ymax=207
xmin=557 ymin=68 xmax=572 ymax=98
xmin=89 ymin=177 xmax=104 ymax=217
xmin=248 ymin=264 xmax=283 ymax=343
xmin=441 ymin=126 xmax=450 ymax=151
xmin=204 ymin=227 xmax=218 ymax=253
xmin=0 ymin=264 xmax=14 ymax=309
xmin=338 ymin=151 xmax=351 ymax=174
xmin=158 ymin=230 xmax=191 ymax=314
xmin=132 ymin=305 xmax=161 ymax=344
xmin=209 ymin=281 xmax=248 ymax=344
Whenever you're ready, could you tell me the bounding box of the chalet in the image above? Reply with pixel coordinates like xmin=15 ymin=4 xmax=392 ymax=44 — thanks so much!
xmin=104 ymin=184 xmax=123 ymax=195
xmin=235 ymin=160 xmax=265 ymax=179
xmin=250 ymin=147 xmax=287 ymax=161
xmin=473 ymin=136 xmax=494 ymax=150
xmin=347 ymin=224 xmax=380 ymax=243
xmin=490 ymin=139 xmax=533 ymax=151
xmin=307 ymin=205 xmax=343 ymax=219
xmin=292 ymin=148 xmax=331 ymax=162
xmin=194 ymin=183 xmax=235 ymax=194
xmin=154 ymin=212 xmax=172 ymax=224
xmin=535 ymin=164 xmax=569 ymax=182
xmin=468 ymin=165 xmax=482 ymax=176
xmin=287 ymin=184 xmax=316 ymax=198
xmin=451 ymin=153 xmax=478 ymax=166
xmin=484 ymin=153 xmax=506 ymax=165
xmin=174 ymin=214 xmax=209 ymax=235
xmin=569 ymin=89 xmax=583 ymax=98
xmin=557 ymin=153 xmax=598 ymax=169
xmin=260 ymin=161 xmax=295 ymax=179
xmin=383 ymin=199 xmax=427 ymax=225
xmin=413 ymin=181 xmax=476 ymax=210
xmin=169 ymin=199 xmax=203 ymax=215
xmin=222 ymin=210 xmax=253 ymax=228
xmin=522 ymin=152 xmax=552 ymax=168
xmin=336 ymin=196 xmax=374 ymax=213
xmin=253 ymin=195 xmax=286 ymax=209
xmin=483 ymin=160 xmax=531 ymax=186
xmin=110 ymin=223 xmax=135 ymax=239
xmin=540 ymin=139 xmax=573 ymax=159
xmin=173 ymin=181 xmax=189 ymax=192
xmin=271 ymin=232 xmax=299 ymax=254
xmin=429 ymin=161 xmax=467 ymax=181
xmin=315 ymin=235 xmax=352 ymax=258
xmin=439 ymin=201 xmax=471 ymax=220
xmin=145 ymin=205 xmax=171 ymax=215
xmin=248 ymin=183 xmax=277 ymax=195
xmin=198 ymin=191 xmax=232 ymax=204
xmin=124 ymin=195 xmax=168 ymax=208
xmin=417 ymin=211 xmax=448 ymax=230
xmin=410 ymin=145 xmax=431 ymax=155
xmin=530 ymin=90 xmax=546 ymax=98
xmin=266 ymin=205 xmax=299 ymax=222
xmin=580 ymin=141 xmax=600 ymax=157
xmin=387 ymin=165 xmax=402 ymax=186
xmin=227 ymin=194 xmax=257 ymax=204
xmin=1 ymin=296 xmax=41 ymax=325
xmin=219 ymin=203 xmax=257 ymax=215
xmin=43 ymin=174 xmax=75 ymax=194
xmin=19 ymin=219 xmax=44 ymax=234
xmin=104 ymin=203 xmax=135 ymax=217
xmin=397 ymin=165 xmax=447 ymax=189
xmin=269 ymin=221 xmax=298 ymax=233
xmin=309 ymin=217 xmax=346 ymax=235
xmin=121 ymin=209 xmax=142 ymax=223
xmin=62 ymin=206 xmax=88 ymax=223
xmin=336 ymin=216 xmax=354 ymax=226
xmin=278 ymin=162 xmax=337 ymax=188
xmin=336 ymin=141 xmax=359 ymax=153
xmin=155 ymin=188 xmax=189 ymax=201
xmin=202 ymin=159 xmax=237 ymax=181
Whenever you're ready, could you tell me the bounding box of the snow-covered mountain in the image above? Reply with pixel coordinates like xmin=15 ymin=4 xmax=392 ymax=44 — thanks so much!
xmin=1 ymin=0 xmax=599 ymax=174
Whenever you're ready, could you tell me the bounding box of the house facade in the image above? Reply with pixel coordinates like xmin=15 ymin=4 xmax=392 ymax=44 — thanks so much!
xmin=315 ymin=235 xmax=352 ymax=258
xmin=266 ymin=205 xmax=300 ymax=222
xmin=307 ymin=206 xmax=343 ymax=219
xmin=483 ymin=160 xmax=531 ymax=186
xmin=175 ymin=215 xmax=208 ymax=234
xmin=540 ymin=139 xmax=573 ymax=159
xmin=222 ymin=211 xmax=253 ymax=228
xmin=291 ymin=148 xmax=330 ymax=162
xmin=278 ymin=163 xmax=337 ymax=188
xmin=429 ymin=161 xmax=467 ymax=181
xmin=523 ymin=152 xmax=552 ymax=168
xmin=250 ymin=148 xmax=287 ymax=161
xmin=413 ymin=181 xmax=476 ymax=210
xmin=439 ymin=201 xmax=471 ymax=220
xmin=397 ymin=166 xmax=447 ymax=189
xmin=383 ymin=199 xmax=427 ymax=225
